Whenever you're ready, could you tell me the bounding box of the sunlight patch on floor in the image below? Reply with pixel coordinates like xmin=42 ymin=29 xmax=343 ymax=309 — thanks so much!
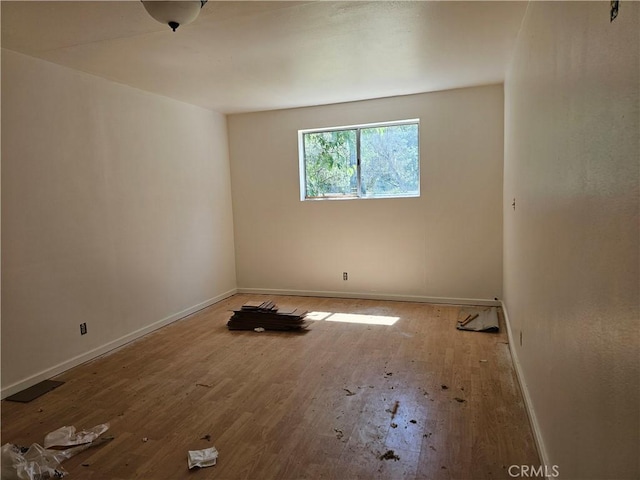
xmin=306 ymin=311 xmax=399 ymax=326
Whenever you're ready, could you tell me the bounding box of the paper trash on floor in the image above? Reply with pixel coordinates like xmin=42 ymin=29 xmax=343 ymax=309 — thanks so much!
xmin=188 ymin=446 xmax=219 ymax=469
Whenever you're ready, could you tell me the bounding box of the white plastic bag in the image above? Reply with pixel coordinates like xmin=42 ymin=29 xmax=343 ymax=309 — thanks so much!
xmin=43 ymin=423 xmax=109 ymax=448
xmin=2 ymin=423 xmax=112 ymax=480
xmin=1 ymin=442 xmax=70 ymax=479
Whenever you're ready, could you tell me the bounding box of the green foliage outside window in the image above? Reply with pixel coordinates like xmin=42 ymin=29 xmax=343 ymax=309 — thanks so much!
xmin=303 ymin=130 xmax=357 ymax=197
xmin=361 ymin=124 xmax=419 ymax=197
xmin=301 ymin=121 xmax=419 ymax=199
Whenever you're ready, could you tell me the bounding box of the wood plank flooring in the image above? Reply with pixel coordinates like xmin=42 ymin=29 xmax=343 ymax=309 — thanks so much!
xmin=1 ymin=295 xmax=540 ymax=479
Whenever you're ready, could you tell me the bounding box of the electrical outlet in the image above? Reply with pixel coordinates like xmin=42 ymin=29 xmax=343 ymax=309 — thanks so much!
xmin=80 ymin=323 xmax=87 ymax=335
xmin=343 ymin=272 xmax=348 ymax=281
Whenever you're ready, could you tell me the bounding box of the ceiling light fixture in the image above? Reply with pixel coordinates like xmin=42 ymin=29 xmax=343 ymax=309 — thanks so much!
xmin=142 ymin=1 xmax=207 ymax=32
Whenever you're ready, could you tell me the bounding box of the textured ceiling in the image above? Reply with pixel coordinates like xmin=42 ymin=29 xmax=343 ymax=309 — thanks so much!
xmin=1 ymin=1 xmax=528 ymax=113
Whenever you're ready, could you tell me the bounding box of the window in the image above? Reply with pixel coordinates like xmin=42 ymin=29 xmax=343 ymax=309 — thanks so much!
xmin=299 ymin=119 xmax=420 ymax=200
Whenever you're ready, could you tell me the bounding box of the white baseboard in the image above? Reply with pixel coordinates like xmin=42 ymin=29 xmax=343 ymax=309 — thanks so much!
xmin=1 ymin=288 xmax=237 ymax=399
xmin=500 ymin=301 xmax=550 ymax=471
xmin=237 ymin=287 xmax=500 ymax=306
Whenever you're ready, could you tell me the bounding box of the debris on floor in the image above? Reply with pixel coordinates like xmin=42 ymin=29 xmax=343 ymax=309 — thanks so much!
xmin=196 ymin=383 xmax=213 ymax=388
xmin=379 ymin=450 xmax=400 ymax=461
xmin=441 ymin=384 xmax=448 ymax=390
xmin=253 ymin=327 xmax=265 ymax=332
xmin=2 ymin=443 xmax=66 ymax=480
xmin=44 ymin=423 xmax=110 ymax=448
xmin=387 ymin=401 xmax=399 ymax=419
xmin=187 ymin=446 xmax=218 ymax=469
xmin=343 ymin=389 xmax=356 ymax=396
xmin=456 ymin=307 xmax=500 ymax=332
xmin=454 ymin=397 xmax=466 ymax=403
xmin=410 ymin=419 xmax=417 ymax=424
xmin=5 ymin=380 xmax=65 ymax=403
xmin=201 ymin=435 xmax=211 ymax=442
xmin=334 ymin=429 xmax=344 ymax=440
xmin=1 ymin=424 xmax=113 ymax=480
xmin=390 ymin=423 xmax=398 ymax=429
xmin=227 ymin=301 xmax=309 ymax=331
xmin=459 ymin=313 xmax=479 ymax=327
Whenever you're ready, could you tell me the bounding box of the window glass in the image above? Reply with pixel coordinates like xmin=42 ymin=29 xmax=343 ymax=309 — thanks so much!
xmin=300 ymin=120 xmax=419 ymax=200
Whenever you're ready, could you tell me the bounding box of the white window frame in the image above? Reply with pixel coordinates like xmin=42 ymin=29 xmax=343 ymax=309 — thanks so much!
xmin=298 ymin=119 xmax=420 ymax=201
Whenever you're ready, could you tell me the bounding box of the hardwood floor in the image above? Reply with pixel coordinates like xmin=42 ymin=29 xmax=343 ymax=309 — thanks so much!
xmin=1 ymin=295 xmax=539 ymax=479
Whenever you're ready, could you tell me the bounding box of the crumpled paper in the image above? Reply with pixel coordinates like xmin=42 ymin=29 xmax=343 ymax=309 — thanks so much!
xmin=187 ymin=447 xmax=218 ymax=469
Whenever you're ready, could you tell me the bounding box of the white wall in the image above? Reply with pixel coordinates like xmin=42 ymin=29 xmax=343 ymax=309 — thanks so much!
xmin=1 ymin=50 xmax=237 ymax=396
xmin=504 ymin=2 xmax=639 ymax=478
xmin=228 ymin=86 xmax=504 ymax=303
